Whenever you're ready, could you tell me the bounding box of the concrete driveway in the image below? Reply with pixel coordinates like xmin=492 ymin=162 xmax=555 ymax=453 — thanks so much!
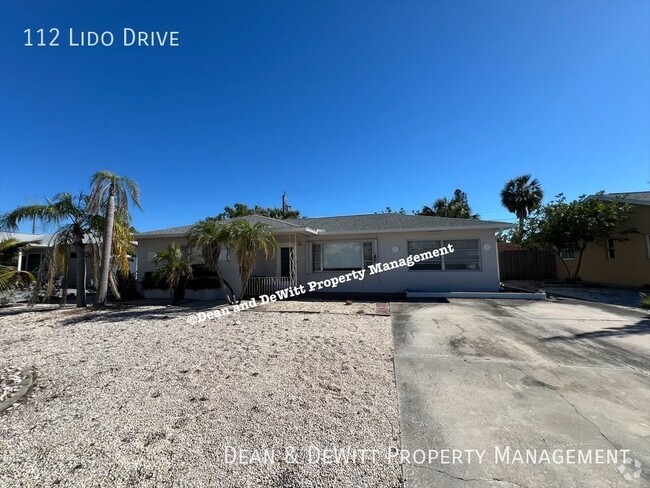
xmin=391 ymin=298 xmax=650 ymax=487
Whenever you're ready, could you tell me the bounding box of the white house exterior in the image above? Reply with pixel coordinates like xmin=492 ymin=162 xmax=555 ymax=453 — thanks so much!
xmin=135 ymin=214 xmax=513 ymax=300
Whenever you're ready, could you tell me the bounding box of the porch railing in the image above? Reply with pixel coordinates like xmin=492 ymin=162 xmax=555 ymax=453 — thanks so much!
xmin=245 ymin=277 xmax=293 ymax=297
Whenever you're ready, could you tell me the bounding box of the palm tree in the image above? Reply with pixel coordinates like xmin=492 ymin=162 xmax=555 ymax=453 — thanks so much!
xmin=419 ymin=189 xmax=479 ymax=219
xmin=89 ymin=171 xmax=141 ymax=307
xmin=229 ymin=220 xmax=276 ymax=303
xmin=0 ymin=237 xmax=35 ymax=292
xmin=0 ymin=193 xmax=96 ymax=307
xmin=188 ymin=218 xmax=236 ymax=304
xmin=500 ymin=174 xmax=544 ymax=236
xmin=152 ymin=244 xmax=193 ymax=304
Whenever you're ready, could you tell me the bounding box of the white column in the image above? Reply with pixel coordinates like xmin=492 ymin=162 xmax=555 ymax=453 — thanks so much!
xmin=17 ymin=250 xmax=23 ymax=271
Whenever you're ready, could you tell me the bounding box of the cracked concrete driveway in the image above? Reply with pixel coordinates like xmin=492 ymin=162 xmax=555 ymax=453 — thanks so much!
xmin=391 ymin=298 xmax=650 ymax=487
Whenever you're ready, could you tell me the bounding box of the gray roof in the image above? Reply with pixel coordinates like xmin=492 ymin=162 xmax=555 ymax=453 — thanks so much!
xmin=136 ymin=215 xmax=302 ymax=237
xmin=0 ymin=232 xmax=55 ymax=246
xmin=285 ymin=214 xmax=510 ymax=233
xmin=598 ymin=191 xmax=650 ymax=206
xmin=136 ymin=213 xmax=511 ymax=238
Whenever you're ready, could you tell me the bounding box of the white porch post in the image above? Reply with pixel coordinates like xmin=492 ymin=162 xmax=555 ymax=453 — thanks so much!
xmin=291 ymin=233 xmax=297 ymax=287
xmin=17 ymin=250 xmax=23 ymax=271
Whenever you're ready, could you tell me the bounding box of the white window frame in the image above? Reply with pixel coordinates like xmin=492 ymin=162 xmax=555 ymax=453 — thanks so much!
xmin=310 ymin=240 xmax=376 ymax=273
xmin=560 ymin=248 xmax=575 ymax=260
xmin=407 ymin=239 xmax=481 ymax=271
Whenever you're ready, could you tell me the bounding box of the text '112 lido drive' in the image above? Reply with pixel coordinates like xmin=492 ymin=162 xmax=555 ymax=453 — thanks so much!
xmin=23 ymin=28 xmax=180 ymax=47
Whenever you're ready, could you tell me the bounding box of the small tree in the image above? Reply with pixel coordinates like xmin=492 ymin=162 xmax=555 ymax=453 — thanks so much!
xmin=527 ymin=193 xmax=633 ymax=281
xmin=229 ymin=220 xmax=276 ymax=303
xmin=378 ymin=207 xmax=407 ymax=215
xmin=188 ymin=218 xmax=236 ymax=304
xmin=0 ymin=193 xmax=97 ymax=307
xmin=152 ymin=244 xmax=193 ymax=304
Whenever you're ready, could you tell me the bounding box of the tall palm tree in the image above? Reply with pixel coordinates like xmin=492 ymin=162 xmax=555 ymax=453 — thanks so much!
xmin=0 ymin=193 xmax=96 ymax=307
xmin=229 ymin=220 xmax=276 ymax=303
xmin=500 ymin=174 xmax=544 ymax=236
xmin=0 ymin=237 xmax=35 ymax=292
xmin=188 ymin=218 xmax=236 ymax=304
xmin=152 ymin=244 xmax=193 ymax=304
xmin=89 ymin=171 xmax=141 ymax=307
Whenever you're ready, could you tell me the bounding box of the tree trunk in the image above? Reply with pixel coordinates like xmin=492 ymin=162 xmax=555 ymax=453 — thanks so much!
xmin=60 ymin=264 xmax=68 ymax=306
xmin=95 ymin=184 xmax=115 ymax=306
xmin=572 ymin=245 xmax=587 ymax=281
xmin=74 ymin=241 xmax=87 ymax=307
xmin=557 ymin=251 xmax=572 ymax=280
xmin=237 ymin=264 xmax=253 ymax=303
xmin=221 ymin=279 xmax=235 ymax=304
xmin=213 ymin=268 xmax=235 ymax=304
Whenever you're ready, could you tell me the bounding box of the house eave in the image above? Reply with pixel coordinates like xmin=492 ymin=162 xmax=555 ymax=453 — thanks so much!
xmin=134 ymin=222 xmax=513 ymax=239
xmin=308 ymin=223 xmax=514 ymax=236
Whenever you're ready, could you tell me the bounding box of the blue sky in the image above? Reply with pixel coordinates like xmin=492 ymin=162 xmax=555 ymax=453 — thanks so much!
xmin=1 ymin=0 xmax=648 ymax=233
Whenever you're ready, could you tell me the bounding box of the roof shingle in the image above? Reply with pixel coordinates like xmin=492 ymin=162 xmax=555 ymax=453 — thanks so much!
xmin=135 ymin=213 xmax=511 ymax=237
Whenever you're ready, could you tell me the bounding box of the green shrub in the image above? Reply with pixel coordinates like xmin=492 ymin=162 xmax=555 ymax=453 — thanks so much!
xmin=141 ymin=267 xmax=220 ymax=291
xmin=141 ymin=271 xmax=168 ymax=290
xmin=115 ymin=272 xmax=142 ymax=299
xmin=640 ymin=296 xmax=650 ymax=309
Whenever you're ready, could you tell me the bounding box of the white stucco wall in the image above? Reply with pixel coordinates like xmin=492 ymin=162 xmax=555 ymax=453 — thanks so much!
xmin=295 ymin=229 xmax=500 ymax=293
xmin=136 ymin=228 xmax=502 ymax=296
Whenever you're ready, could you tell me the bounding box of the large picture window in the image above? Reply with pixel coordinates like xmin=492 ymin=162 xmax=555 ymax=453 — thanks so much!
xmin=312 ymin=242 xmax=374 ymax=272
xmin=408 ymin=239 xmax=480 ymax=271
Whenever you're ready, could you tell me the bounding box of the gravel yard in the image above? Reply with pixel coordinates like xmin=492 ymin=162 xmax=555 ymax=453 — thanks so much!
xmin=0 ymin=301 xmax=401 ymax=487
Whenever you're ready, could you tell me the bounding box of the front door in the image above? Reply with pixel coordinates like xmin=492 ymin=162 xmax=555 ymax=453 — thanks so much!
xmin=279 ymin=247 xmax=293 ymax=278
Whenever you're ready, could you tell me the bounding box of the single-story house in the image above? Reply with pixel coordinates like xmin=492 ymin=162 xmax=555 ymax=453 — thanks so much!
xmin=557 ymin=191 xmax=650 ymax=287
xmin=135 ymin=213 xmax=513 ymax=299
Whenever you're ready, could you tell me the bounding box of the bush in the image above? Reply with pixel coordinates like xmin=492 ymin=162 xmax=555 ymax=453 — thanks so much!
xmin=141 ymin=266 xmax=221 ymax=291
xmin=640 ymin=296 xmax=650 ymax=310
xmin=115 ymin=272 xmax=142 ymax=300
xmin=141 ymin=271 xmax=168 ymax=290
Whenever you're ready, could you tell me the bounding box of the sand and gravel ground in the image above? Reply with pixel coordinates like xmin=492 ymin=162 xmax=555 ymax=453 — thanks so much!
xmin=0 ymin=301 xmax=401 ymax=487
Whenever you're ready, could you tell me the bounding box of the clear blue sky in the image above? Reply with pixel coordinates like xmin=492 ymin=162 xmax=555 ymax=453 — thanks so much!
xmin=1 ymin=0 xmax=649 ymax=233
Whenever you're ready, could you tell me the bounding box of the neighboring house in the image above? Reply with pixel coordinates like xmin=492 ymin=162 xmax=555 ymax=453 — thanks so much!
xmin=557 ymin=191 xmax=650 ymax=287
xmin=0 ymin=232 xmax=127 ymax=290
xmin=135 ymin=213 xmax=513 ymax=299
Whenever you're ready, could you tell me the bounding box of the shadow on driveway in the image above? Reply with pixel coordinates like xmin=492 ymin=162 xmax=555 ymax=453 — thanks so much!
xmin=543 ymin=316 xmax=650 ymax=341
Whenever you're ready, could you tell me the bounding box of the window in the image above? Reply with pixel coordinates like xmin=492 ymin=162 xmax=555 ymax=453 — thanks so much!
xmin=408 ymin=239 xmax=480 ymax=271
xmin=312 ymin=242 xmax=374 ymax=272
xmin=606 ymin=239 xmax=616 ymax=260
xmin=408 ymin=240 xmax=442 ymax=270
xmin=560 ymin=249 xmax=575 ymax=260
xmin=443 ymin=239 xmax=480 ymax=270
xmin=646 ymin=235 xmax=650 ymax=259
xmin=25 ymin=253 xmax=43 ymax=272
